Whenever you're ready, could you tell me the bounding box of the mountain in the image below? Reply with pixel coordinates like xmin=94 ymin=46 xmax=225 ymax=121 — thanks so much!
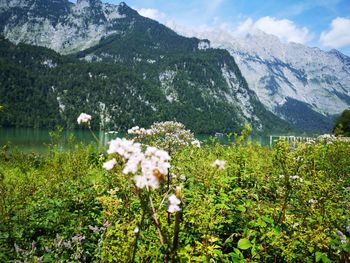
xmin=0 ymin=0 xmax=291 ymax=133
xmin=170 ymin=27 xmax=350 ymax=132
xmin=0 ymin=36 xmax=169 ymax=130
xmin=0 ymin=0 xmax=126 ymax=54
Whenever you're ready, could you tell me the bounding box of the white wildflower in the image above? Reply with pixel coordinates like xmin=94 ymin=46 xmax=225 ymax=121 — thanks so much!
xmin=77 ymin=113 xmax=91 ymax=124
xmin=308 ymin=199 xmax=318 ymax=204
xmin=123 ymin=152 xmax=144 ymax=174
xmin=290 ymin=175 xmax=303 ymax=182
xmin=105 ymin=137 xmax=171 ymax=191
xmin=88 ymin=225 xmax=100 ymax=233
xmin=168 ymin=205 xmax=181 ymax=213
xmin=128 ymin=126 xmax=139 ymax=134
xmin=134 ymin=174 xmax=159 ymax=190
xmin=103 ymin=158 xmax=117 ymax=171
xmin=169 ymin=194 xmax=181 ymax=205
xmin=127 ymin=121 xmax=195 ymax=152
xmin=145 ymin=146 xmax=158 ymax=156
xmin=168 ymin=194 xmax=181 ymax=213
xmin=211 ymin=159 xmax=226 ymax=170
xmin=128 ymin=126 xmax=153 ymax=136
xmin=191 ymin=140 xmax=201 ymax=148
xmin=134 ymin=226 xmax=139 ymax=234
xmin=107 ymin=138 xmax=141 ymax=158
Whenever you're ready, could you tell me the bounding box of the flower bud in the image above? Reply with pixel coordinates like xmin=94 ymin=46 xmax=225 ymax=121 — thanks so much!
xmin=176 ymin=186 xmax=182 ymax=199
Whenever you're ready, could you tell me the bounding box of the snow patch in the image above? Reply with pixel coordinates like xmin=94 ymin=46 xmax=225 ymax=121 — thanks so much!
xmin=198 ymin=40 xmax=210 ymax=50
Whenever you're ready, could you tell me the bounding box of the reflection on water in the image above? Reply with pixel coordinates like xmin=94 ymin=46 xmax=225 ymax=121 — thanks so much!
xmin=0 ymin=128 xmax=271 ymax=153
xmin=0 ymin=128 xmax=121 ymax=153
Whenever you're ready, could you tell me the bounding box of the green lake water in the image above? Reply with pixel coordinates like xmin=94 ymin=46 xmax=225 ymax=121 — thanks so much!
xmin=0 ymin=128 xmax=271 ymax=153
xmin=0 ymin=128 xmax=120 ymax=153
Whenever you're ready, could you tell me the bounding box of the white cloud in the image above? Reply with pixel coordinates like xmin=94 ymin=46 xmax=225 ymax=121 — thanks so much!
xmin=236 ymin=16 xmax=313 ymax=44
xmin=137 ymin=8 xmax=166 ymax=21
xmin=165 ymin=20 xmax=237 ymax=47
xmin=320 ymin=17 xmax=350 ymax=48
xmin=166 ymin=16 xmax=312 ymax=46
xmin=236 ymin=18 xmax=253 ymax=35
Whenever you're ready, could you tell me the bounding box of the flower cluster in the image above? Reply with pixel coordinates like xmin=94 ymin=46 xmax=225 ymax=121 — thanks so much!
xmin=128 ymin=126 xmax=153 ymax=136
xmin=290 ymin=175 xmax=303 ymax=182
xmin=317 ymin=134 xmax=336 ymax=140
xmin=168 ymin=194 xmax=181 ymax=213
xmin=211 ymin=159 xmax=226 ymax=170
xmin=104 ymin=138 xmax=171 ymax=190
xmin=102 ymin=159 xmax=117 ymax=171
xmin=308 ymin=199 xmax=318 ymax=204
xmin=317 ymin=134 xmax=350 ymax=144
xmin=128 ymin=121 xmax=200 ymax=152
xmin=191 ymin=139 xmax=201 ymax=148
xmin=77 ymin=113 xmax=91 ymax=124
xmin=151 ymin=121 xmax=187 ymax=134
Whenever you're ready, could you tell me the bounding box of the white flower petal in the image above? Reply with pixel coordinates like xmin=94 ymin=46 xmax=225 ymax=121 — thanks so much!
xmin=103 ymin=158 xmax=116 ymax=171
xmin=77 ymin=113 xmax=91 ymax=124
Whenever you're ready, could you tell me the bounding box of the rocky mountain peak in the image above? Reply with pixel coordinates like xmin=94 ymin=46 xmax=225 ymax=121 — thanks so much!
xmin=76 ymin=0 xmax=101 ymax=7
xmin=212 ymin=31 xmax=350 ymax=131
xmin=117 ymin=1 xmax=138 ymax=16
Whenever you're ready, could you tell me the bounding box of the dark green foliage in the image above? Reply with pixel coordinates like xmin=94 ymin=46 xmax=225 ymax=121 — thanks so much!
xmin=1 ymin=136 xmax=350 ymax=262
xmin=0 ymin=0 xmax=293 ymax=133
xmin=0 ymin=142 xmax=107 ymax=262
xmin=276 ymin=97 xmax=336 ymax=133
xmin=333 ymin=109 xmax=350 ymax=136
xmin=0 ymin=36 xmax=290 ymax=133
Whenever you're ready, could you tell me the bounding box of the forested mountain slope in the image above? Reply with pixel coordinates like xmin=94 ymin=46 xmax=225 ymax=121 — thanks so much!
xmin=0 ymin=0 xmax=291 ymax=133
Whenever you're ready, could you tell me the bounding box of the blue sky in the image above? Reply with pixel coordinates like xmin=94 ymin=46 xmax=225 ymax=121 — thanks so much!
xmin=82 ymin=0 xmax=350 ymax=55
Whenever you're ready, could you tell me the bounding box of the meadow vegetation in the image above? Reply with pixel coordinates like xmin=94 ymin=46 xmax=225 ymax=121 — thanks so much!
xmin=0 ymin=122 xmax=349 ymax=262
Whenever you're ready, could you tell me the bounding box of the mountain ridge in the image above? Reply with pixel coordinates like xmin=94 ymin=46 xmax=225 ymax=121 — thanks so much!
xmin=168 ymin=26 xmax=350 ymax=131
xmin=0 ymin=1 xmax=292 ymax=133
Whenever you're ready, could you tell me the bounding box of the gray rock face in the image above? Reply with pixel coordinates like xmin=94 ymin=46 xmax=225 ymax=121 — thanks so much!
xmin=0 ymin=0 xmax=126 ymax=53
xmin=170 ymin=28 xmax=350 ymax=131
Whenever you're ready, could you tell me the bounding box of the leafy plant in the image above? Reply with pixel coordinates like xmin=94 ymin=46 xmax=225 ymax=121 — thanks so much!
xmin=1 ymin=124 xmax=349 ymax=262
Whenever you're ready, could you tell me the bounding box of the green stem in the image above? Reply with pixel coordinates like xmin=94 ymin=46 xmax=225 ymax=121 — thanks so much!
xmin=149 ymin=196 xmax=166 ymax=245
xmin=88 ymin=125 xmax=100 ymax=144
xmin=131 ymin=201 xmax=146 ymax=263
xmin=171 ymin=210 xmax=181 ymax=263
xmin=148 ymin=195 xmax=169 ymax=262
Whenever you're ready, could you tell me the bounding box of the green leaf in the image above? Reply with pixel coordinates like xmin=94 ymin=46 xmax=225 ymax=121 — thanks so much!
xmin=237 ymin=238 xmax=252 ymax=250
xmin=315 ymin=252 xmax=331 ymax=263
xmin=321 ymin=255 xmax=331 ymax=263
xmin=263 ymin=215 xmax=274 ymax=225
xmin=236 ymin=205 xmax=246 ymax=212
xmin=315 ymin=252 xmax=323 ymax=262
xmin=308 ymin=246 xmax=314 ymax=253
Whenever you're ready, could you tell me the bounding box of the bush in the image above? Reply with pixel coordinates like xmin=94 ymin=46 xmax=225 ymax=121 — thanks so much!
xmin=0 ymin=130 xmax=350 ymax=262
xmin=333 ymin=109 xmax=350 ymax=136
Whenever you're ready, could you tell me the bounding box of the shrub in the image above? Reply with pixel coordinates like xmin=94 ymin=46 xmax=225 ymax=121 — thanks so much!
xmin=0 ymin=124 xmax=349 ymax=262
